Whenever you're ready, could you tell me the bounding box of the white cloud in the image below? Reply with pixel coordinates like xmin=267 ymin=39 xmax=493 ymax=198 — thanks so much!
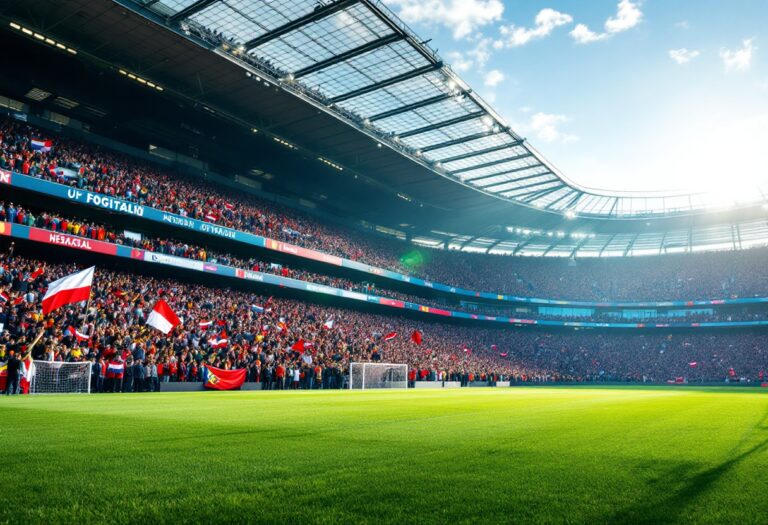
xmin=604 ymin=0 xmax=643 ymax=33
xmin=674 ymin=20 xmax=689 ymax=30
xmin=669 ymin=48 xmax=700 ymax=65
xmin=570 ymin=24 xmax=609 ymax=44
xmin=446 ymin=38 xmax=493 ymax=74
xmin=570 ymin=0 xmax=642 ymax=44
xmin=496 ymin=8 xmax=573 ymax=48
xmin=384 ymin=0 xmax=503 ymax=40
xmin=447 ymin=51 xmax=473 ymax=72
xmin=484 ymin=69 xmax=505 ymax=87
xmin=524 ymin=112 xmax=577 ymax=143
xmin=720 ymin=39 xmax=755 ymax=72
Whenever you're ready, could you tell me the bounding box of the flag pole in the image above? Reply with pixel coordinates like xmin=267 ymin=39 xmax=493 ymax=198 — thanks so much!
xmin=79 ymin=292 xmax=92 ymax=335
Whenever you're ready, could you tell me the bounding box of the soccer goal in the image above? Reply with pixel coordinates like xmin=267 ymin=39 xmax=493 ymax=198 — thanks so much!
xmin=349 ymin=362 xmax=408 ymax=390
xmin=29 ymin=360 xmax=93 ymax=394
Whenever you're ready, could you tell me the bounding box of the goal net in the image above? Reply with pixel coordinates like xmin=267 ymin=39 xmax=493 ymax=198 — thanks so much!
xmin=349 ymin=362 xmax=407 ymax=390
xmin=29 ymin=360 xmax=92 ymax=394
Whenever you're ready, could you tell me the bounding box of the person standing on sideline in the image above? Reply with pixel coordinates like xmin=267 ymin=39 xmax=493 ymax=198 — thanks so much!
xmin=5 ymin=350 xmax=21 ymax=395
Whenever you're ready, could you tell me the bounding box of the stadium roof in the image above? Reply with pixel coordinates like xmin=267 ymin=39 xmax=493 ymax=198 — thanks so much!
xmin=122 ymin=0 xmax=748 ymax=219
xmin=4 ymin=0 xmax=768 ymax=257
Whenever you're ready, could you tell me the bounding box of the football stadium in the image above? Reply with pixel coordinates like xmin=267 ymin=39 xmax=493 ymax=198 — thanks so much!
xmin=1 ymin=0 xmax=768 ymax=523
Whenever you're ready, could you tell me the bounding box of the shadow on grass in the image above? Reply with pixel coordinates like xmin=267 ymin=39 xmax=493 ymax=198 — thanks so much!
xmin=608 ymin=407 xmax=768 ymax=524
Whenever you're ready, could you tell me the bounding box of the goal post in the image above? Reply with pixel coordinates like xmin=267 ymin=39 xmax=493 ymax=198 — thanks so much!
xmin=349 ymin=362 xmax=407 ymax=390
xmin=29 ymin=360 xmax=93 ymax=394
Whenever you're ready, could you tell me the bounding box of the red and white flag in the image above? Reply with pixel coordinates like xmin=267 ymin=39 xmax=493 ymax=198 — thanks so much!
xmin=383 ymin=331 xmax=398 ymax=341
xmin=146 ymin=299 xmax=181 ymax=334
xmin=688 ymin=361 xmax=698 ymax=368
xmin=204 ymin=213 xmax=218 ymax=222
xmin=0 ymin=291 xmax=8 ymax=304
xmin=66 ymin=325 xmax=90 ymax=342
xmin=323 ymin=318 xmax=334 ymax=330
xmin=210 ymin=330 xmax=228 ymax=349
xmin=42 ymin=266 xmax=95 ymax=315
xmin=198 ymin=320 xmax=213 ymax=330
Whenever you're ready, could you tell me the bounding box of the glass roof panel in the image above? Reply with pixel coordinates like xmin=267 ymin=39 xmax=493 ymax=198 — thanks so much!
xmin=441 ymin=145 xmax=528 ymax=172
xmin=400 ymin=117 xmax=489 ymax=149
xmin=251 ymin=4 xmax=394 ymax=74
xmin=335 ymin=71 xmax=449 ymax=116
xmin=299 ymin=40 xmax=429 ymax=99
xmin=424 ymin=133 xmax=515 ymax=161
xmin=372 ymin=96 xmax=480 ymax=135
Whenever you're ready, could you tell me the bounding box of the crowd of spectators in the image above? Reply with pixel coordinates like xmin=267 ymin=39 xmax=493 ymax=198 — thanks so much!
xmin=5 ymin=202 xmax=767 ymax=324
xmin=3 ymin=117 xmax=768 ymax=304
xmin=1 ymin=254 xmax=766 ymax=389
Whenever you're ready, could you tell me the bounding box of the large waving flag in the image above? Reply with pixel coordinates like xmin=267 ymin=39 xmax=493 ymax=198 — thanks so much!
xmin=30 ymin=138 xmax=52 ymax=152
xmin=203 ymin=364 xmax=246 ymax=390
xmin=411 ymin=330 xmax=423 ymax=345
xmin=383 ymin=331 xmax=398 ymax=342
xmin=146 ymin=300 xmax=181 ymax=334
xmin=42 ymin=266 xmax=95 ymax=315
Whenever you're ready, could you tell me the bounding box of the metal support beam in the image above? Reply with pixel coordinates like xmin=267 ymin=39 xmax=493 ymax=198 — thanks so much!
xmin=484 ymin=176 xmax=556 ymax=193
xmin=369 ymin=93 xmax=453 ymax=122
xmin=440 ymin=141 xmax=524 ymax=164
xmin=545 ymin=189 xmax=577 ymax=210
xmin=450 ymin=153 xmax=533 ymax=176
xmin=421 ymin=129 xmax=500 ymax=153
xmin=460 ymin=236 xmax=480 ymax=249
xmin=485 ymin=238 xmax=504 ymax=254
xmin=513 ymin=239 xmax=532 ymax=256
xmin=569 ymin=237 xmax=590 ymax=258
xmin=658 ymin=231 xmax=668 ymax=255
xmin=467 ymin=164 xmax=546 ymax=185
xmin=398 ymin=111 xmax=484 ymax=139
xmin=502 ymin=182 xmax=563 ymax=200
xmin=294 ymin=33 xmax=403 ymax=78
xmin=623 ymin=233 xmax=640 ymax=257
xmin=169 ymin=0 xmax=219 ymax=22
xmin=245 ymin=0 xmax=360 ymax=50
xmin=498 ymin=179 xmax=562 ymax=197
xmin=598 ymin=234 xmax=617 ymax=257
xmin=330 ymin=63 xmax=443 ymax=103
xmin=520 ymin=184 xmax=567 ymax=203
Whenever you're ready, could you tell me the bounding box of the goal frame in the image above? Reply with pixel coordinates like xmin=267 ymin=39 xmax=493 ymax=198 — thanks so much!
xmin=29 ymin=360 xmax=93 ymax=394
xmin=349 ymin=362 xmax=408 ymax=390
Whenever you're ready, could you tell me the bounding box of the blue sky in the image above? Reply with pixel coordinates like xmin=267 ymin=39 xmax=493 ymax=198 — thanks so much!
xmin=383 ymin=0 xmax=768 ymax=202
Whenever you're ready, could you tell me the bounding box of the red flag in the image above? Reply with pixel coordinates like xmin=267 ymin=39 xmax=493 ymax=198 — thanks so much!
xmin=28 ymin=267 xmax=45 ymax=281
xmin=500 ymin=352 xmax=508 ymax=358
xmin=383 ymin=331 xmax=398 ymax=341
xmin=688 ymin=361 xmax=698 ymax=368
xmin=216 ymin=319 xmax=226 ymax=327
xmin=203 ymin=364 xmax=246 ymax=390
xmin=292 ymin=339 xmax=307 ymax=353
xmin=411 ymin=330 xmax=422 ymax=345
xmin=728 ymin=367 xmax=736 ymax=377
xmin=12 ymin=296 xmax=24 ymax=306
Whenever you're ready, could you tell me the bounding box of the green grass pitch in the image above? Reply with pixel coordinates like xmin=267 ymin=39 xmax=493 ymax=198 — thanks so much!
xmin=2 ymin=386 xmax=768 ymax=524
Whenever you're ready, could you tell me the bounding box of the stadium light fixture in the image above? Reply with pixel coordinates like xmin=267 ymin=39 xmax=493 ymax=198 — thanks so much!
xmin=565 ymin=210 xmax=577 ymax=220
xmin=118 ymin=69 xmax=164 ymax=92
xmin=273 ymin=137 xmax=297 ymax=150
xmin=318 ymin=157 xmax=343 ymax=171
xmin=9 ymin=21 xmax=77 ymax=55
